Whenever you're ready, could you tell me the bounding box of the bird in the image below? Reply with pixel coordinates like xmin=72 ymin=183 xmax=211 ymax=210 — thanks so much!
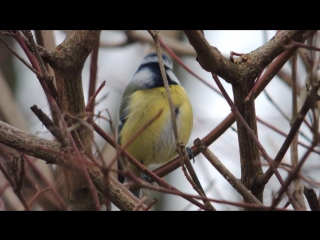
xmin=117 ymin=52 xmax=193 ymax=197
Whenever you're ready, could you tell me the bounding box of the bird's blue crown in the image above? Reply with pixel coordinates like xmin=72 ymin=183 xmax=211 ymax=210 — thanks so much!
xmin=130 ymin=53 xmax=180 ymax=89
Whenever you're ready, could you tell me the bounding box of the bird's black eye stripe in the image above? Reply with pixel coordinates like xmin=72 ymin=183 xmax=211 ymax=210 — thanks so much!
xmin=136 ymin=63 xmax=178 ymax=88
xmin=175 ymin=107 xmax=179 ymax=116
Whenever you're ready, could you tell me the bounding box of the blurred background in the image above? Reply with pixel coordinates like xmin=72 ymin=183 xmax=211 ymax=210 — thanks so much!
xmin=0 ymin=30 xmax=318 ymax=210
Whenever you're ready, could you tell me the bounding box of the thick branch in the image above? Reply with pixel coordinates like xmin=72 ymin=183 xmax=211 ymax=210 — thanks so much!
xmin=43 ymin=30 xmax=101 ymax=210
xmin=184 ymin=30 xmax=238 ymax=82
xmin=154 ymin=46 xmax=300 ymax=180
xmin=184 ymin=30 xmax=306 ymax=84
xmin=48 ymin=30 xmax=101 ymax=151
xmin=0 ymin=120 xmax=145 ymax=211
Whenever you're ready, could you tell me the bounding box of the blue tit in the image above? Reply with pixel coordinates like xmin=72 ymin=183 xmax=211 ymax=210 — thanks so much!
xmin=118 ymin=52 xmax=193 ymax=186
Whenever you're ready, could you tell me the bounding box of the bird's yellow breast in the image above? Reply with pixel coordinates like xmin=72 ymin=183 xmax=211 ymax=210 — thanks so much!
xmin=119 ymin=85 xmax=193 ymax=175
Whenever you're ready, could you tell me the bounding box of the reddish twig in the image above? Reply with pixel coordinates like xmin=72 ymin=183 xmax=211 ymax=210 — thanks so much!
xmin=144 ymin=198 xmax=158 ymax=211
xmin=194 ymin=138 xmax=262 ymax=205
xmin=244 ymin=70 xmax=264 ymax=102
xmin=87 ymin=37 xmax=100 ymax=114
xmin=0 ymin=158 xmax=30 ymax=210
xmin=0 ymin=36 xmax=38 ymax=74
xmin=257 ymin=117 xmax=320 ymax=154
xmin=153 ymin=43 xmax=300 ymax=179
xmin=23 ymin=155 xmax=67 ymax=210
xmin=0 ymin=182 xmax=10 ymax=196
xmin=260 ymin=84 xmax=320 ymax=185
xmin=27 ymin=185 xmax=51 ymax=209
xmin=85 ymin=81 xmax=106 ymax=113
xmin=130 ymin=172 xmax=289 ymax=211
xmin=211 ymin=73 xmax=299 ymax=209
xmin=132 ymin=196 xmax=149 ymax=211
xmin=91 ymin=120 xmax=211 ymax=211
xmin=288 ymin=40 xmax=320 ymax=52
xmin=270 ymin=144 xmax=316 ymax=209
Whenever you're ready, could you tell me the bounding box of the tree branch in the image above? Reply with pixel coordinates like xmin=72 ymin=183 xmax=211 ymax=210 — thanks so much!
xmin=0 ymin=120 xmax=146 ymax=211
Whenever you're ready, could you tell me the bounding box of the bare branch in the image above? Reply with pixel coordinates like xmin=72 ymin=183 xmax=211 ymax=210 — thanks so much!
xmin=0 ymin=120 xmax=146 ymax=211
xmin=154 ymin=42 xmax=301 ymax=179
xmin=125 ymin=30 xmax=196 ymax=57
xmin=194 ymin=139 xmax=262 ymax=205
xmin=184 ymin=30 xmax=306 ymax=84
xmin=290 ymin=51 xmax=307 ymax=210
xmin=303 ymin=186 xmax=320 ymax=211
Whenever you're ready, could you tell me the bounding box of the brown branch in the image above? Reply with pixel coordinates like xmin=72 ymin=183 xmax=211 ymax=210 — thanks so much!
xmin=40 ymin=30 xmax=102 ymax=210
xmin=194 ymin=139 xmax=262 ymax=205
xmin=0 ymin=120 xmax=146 ymax=211
xmin=147 ymin=31 xmax=214 ymax=209
xmin=211 ymin=73 xmax=299 ymax=209
xmin=0 ymin=37 xmax=38 ymax=75
xmin=184 ymin=30 xmax=305 ymax=84
xmin=184 ymin=30 xmax=237 ymax=83
xmin=148 ymin=31 xmax=212 ymax=209
xmin=23 ymin=155 xmax=67 ymax=210
xmin=270 ymin=144 xmax=316 ymax=209
xmin=0 ymin=157 xmax=30 ymax=211
xmin=148 ymin=30 xmax=179 ymax=143
xmin=87 ymin=33 xmax=101 ymax=114
xmin=85 ymin=81 xmax=105 ymax=113
xmin=303 ymin=186 xmax=320 ymax=211
xmin=257 ymin=117 xmax=320 ymax=154
xmin=260 ymin=85 xmax=320 ymax=185
xmin=125 ymin=30 xmax=196 ymax=57
xmin=178 ymin=144 xmax=216 ymax=210
xmin=132 ymin=174 xmax=289 ymax=211
xmin=154 ymin=34 xmax=302 ymax=180
xmin=27 ymin=186 xmax=51 ymax=209
xmin=91 ymin=120 xmax=211 ymax=211
xmin=277 ymin=69 xmax=302 ymax=93
xmin=290 ymin=51 xmax=306 ymax=210
xmin=22 ymin=31 xmax=50 ymax=80
xmin=30 ymin=105 xmax=68 ymax=148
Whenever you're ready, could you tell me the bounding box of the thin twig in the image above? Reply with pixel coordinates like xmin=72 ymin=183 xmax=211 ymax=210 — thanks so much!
xmin=270 ymin=144 xmax=316 ymax=209
xmin=87 ymin=35 xmax=100 ymax=114
xmin=303 ymin=186 xmax=320 ymax=211
xmin=211 ymin=73 xmax=299 ymax=210
xmin=134 ymin=173 xmax=289 ymax=211
xmin=282 ymin=200 xmax=291 ymax=209
xmin=148 ymin=30 xmax=178 ymax=143
xmin=132 ymin=196 xmax=149 ymax=211
xmin=27 ymin=185 xmax=51 ymax=209
xmin=19 ymin=31 xmax=101 ymax=210
xmin=178 ymin=144 xmax=216 ymax=210
xmin=22 ymin=31 xmax=50 ymax=80
xmin=194 ymin=138 xmax=262 ymax=205
xmin=0 ymin=37 xmax=39 ymax=75
xmin=91 ymin=120 xmax=211 ymax=211
xmin=23 ymin=155 xmax=67 ymax=210
xmin=30 ymin=105 xmax=68 ymax=148
xmin=144 ymin=198 xmax=158 ymax=211
xmin=290 ymin=51 xmax=306 ymax=210
xmin=264 ymin=89 xmax=312 ymax=143
xmin=153 ymin=45 xmax=301 ymax=179
xmin=102 ymin=109 xmax=163 ymax=181
xmin=149 ymin=30 xmax=209 ymax=206
xmin=260 ymin=84 xmax=320 ymax=185
xmin=0 ymin=120 xmax=147 ymax=211
xmin=289 ymin=40 xmax=320 ymax=52
xmin=257 ymin=117 xmax=320 ymax=154
xmin=0 ymin=160 xmax=30 ymax=211
xmin=85 ymin=81 xmax=106 ymax=113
